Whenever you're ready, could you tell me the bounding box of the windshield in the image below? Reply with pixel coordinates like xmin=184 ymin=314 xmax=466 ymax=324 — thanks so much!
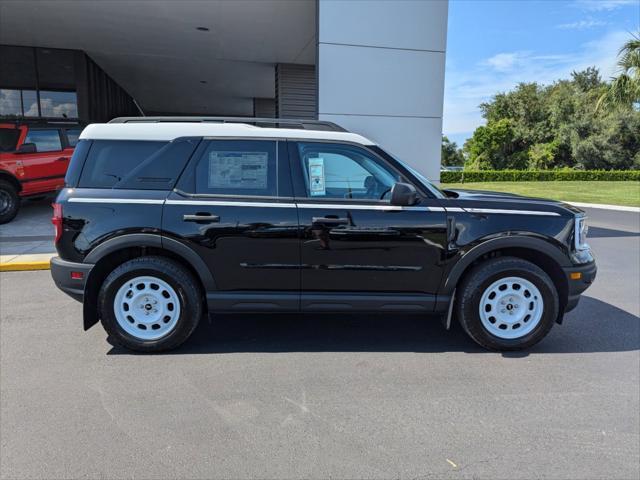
xmin=0 ymin=128 xmax=20 ymax=153
xmin=369 ymin=145 xmax=446 ymax=199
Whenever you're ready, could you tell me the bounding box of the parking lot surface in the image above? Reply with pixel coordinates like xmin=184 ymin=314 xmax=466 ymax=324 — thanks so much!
xmin=1 ymin=207 xmax=639 ymax=479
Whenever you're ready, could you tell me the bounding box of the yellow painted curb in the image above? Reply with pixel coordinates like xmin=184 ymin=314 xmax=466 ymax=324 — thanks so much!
xmin=0 ymin=253 xmax=55 ymax=272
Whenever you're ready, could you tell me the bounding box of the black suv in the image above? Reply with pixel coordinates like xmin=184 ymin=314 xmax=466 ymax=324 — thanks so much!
xmin=50 ymin=117 xmax=596 ymax=352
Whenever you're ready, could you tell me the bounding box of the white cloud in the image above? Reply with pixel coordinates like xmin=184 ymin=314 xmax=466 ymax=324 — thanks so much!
xmin=557 ymin=19 xmax=608 ymax=29
xmin=575 ymin=0 xmax=638 ymax=11
xmin=484 ymin=52 xmax=522 ymax=71
xmin=443 ymin=30 xmax=632 ymax=139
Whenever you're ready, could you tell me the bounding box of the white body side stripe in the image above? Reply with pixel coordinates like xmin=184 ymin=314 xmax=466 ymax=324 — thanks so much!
xmin=462 ymin=207 xmax=561 ymax=216
xmin=67 ymin=197 xmax=561 ymax=216
xmin=165 ymin=199 xmax=296 ymax=208
xmin=68 ymin=198 xmax=164 ymax=205
xmin=296 ymin=203 xmax=431 ymax=211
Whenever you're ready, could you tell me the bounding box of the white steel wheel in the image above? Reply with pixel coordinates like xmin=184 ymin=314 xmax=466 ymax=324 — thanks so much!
xmin=478 ymin=276 xmax=544 ymax=340
xmin=113 ymin=276 xmax=181 ymax=340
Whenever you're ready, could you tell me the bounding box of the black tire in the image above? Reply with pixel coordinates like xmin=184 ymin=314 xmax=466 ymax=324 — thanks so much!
xmin=98 ymin=256 xmax=203 ymax=352
xmin=0 ymin=179 xmax=20 ymax=224
xmin=455 ymin=256 xmax=559 ymax=351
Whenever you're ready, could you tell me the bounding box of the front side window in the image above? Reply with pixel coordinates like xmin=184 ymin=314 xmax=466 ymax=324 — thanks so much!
xmin=189 ymin=140 xmax=278 ymax=197
xmin=24 ymin=129 xmax=62 ymax=152
xmin=296 ymin=142 xmax=400 ymax=201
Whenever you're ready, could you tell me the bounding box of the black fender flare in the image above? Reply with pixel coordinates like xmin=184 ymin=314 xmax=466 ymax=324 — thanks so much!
xmin=82 ymin=233 xmax=216 ymax=330
xmin=83 ymin=233 xmax=216 ymax=291
xmin=440 ymin=235 xmax=571 ymax=296
xmin=0 ymin=170 xmax=22 ymax=192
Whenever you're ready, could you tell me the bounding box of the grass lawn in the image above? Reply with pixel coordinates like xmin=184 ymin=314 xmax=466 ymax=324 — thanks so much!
xmin=440 ymin=181 xmax=640 ymax=207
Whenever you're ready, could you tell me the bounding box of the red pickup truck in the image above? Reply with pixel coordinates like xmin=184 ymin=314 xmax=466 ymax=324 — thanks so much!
xmin=0 ymin=122 xmax=82 ymax=224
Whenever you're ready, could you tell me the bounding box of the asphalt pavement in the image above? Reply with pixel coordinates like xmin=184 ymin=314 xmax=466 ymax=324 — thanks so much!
xmin=0 ymin=206 xmax=638 ymax=479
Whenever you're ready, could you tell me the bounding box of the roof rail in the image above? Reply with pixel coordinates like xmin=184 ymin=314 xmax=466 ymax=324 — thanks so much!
xmin=0 ymin=117 xmax=82 ymax=127
xmin=108 ymin=116 xmax=347 ymax=132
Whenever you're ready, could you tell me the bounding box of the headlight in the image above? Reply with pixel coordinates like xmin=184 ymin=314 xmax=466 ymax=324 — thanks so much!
xmin=574 ymin=216 xmax=589 ymax=251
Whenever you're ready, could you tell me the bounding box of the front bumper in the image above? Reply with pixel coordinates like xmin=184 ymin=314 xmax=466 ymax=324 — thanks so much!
xmin=50 ymin=256 xmax=93 ymax=302
xmin=563 ymin=260 xmax=597 ymax=313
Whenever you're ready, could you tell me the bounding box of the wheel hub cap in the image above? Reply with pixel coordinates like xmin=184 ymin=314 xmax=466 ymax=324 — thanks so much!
xmin=113 ymin=276 xmax=181 ymax=340
xmin=479 ymin=276 xmax=544 ymax=339
xmin=0 ymin=191 xmax=11 ymax=214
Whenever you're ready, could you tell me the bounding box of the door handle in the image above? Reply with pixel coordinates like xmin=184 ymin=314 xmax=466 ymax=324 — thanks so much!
xmin=312 ymin=216 xmax=349 ymax=226
xmin=183 ymin=213 xmax=220 ymax=223
xmin=57 ymin=156 xmax=69 ymax=162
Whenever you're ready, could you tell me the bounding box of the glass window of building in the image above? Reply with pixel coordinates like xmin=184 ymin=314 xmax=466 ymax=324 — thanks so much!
xmin=0 ymin=46 xmax=78 ymax=119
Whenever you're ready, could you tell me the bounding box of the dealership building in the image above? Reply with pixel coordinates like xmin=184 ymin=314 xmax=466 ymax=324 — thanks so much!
xmin=0 ymin=0 xmax=448 ymax=180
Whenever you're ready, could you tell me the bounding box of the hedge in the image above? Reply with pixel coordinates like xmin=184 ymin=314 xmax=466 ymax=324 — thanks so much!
xmin=440 ymin=170 xmax=640 ymax=183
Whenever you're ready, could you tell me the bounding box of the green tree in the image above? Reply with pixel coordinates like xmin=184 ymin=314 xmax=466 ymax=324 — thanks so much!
xmin=528 ymin=141 xmax=559 ymax=169
xmin=464 ymin=119 xmax=527 ymax=170
xmin=597 ymin=33 xmax=640 ymax=111
xmin=462 ymin=35 xmax=640 ymax=171
xmin=441 ymin=136 xmax=464 ymax=166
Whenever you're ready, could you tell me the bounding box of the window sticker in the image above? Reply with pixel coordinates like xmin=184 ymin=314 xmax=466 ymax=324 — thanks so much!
xmin=208 ymin=151 xmax=268 ymax=189
xmin=308 ymin=157 xmax=325 ymax=197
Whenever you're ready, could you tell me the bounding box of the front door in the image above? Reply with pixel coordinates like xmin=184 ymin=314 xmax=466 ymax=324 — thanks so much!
xmin=163 ymin=139 xmax=300 ymax=311
xmin=20 ymin=128 xmax=69 ymax=194
xmin=288 ymin=141 xmax=448 ymax=312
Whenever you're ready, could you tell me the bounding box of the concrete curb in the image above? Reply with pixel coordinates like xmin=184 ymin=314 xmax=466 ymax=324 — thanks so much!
xmin=567 ymin=202 xmax=640 ymax=213
xmin=0 ymin=253 xmax=55 ymax=272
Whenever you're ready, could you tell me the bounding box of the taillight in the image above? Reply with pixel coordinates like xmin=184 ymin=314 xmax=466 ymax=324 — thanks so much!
xmin=52 ymin=203 xmax=63 ymax=243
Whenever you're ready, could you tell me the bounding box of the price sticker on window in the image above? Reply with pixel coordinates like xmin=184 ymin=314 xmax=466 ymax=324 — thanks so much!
xmin=308 ymin=157 xmax=325 ymax=196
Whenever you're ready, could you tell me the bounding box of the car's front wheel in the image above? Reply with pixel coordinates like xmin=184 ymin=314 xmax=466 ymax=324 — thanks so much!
xmin=0 ymin=179 xmax=20 ymax=224
xmin=456 ymin=257 xmax=559 ymax=351
xmin=98 ymin=256 xmax=203 ymax=352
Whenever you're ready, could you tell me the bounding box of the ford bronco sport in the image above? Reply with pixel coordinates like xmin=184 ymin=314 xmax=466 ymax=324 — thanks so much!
xmin=50 ymin=117 xmax=596 ymax=352
xmin=0 ymin=121 xmax=81 ymax=223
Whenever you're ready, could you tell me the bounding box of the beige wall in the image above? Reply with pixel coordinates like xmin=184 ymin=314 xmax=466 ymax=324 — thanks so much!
xmin=318 ymin=0 xmax=448 ymax=181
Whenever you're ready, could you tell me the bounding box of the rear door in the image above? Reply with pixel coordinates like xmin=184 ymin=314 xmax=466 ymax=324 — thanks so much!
xmin=289 ymin=141 xmax=448 ymax=311
xmin=162 ymin=139 xmax=300 ymax=311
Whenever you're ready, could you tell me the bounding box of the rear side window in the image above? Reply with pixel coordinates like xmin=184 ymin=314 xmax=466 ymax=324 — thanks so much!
xmin=24 ymin=129 xmax=62 ymax=152
xmin=78 ymin=139 xmax=199 ymax=190
xmin=65 ymin=139 xmax=92 ymax=187
xmin=65 ymin=128 xmax=83 ymax=147
xmin=78 ymin=140 xmax=165 ymax=188
xmin=184 ymin=140 xmax=278 ymax=197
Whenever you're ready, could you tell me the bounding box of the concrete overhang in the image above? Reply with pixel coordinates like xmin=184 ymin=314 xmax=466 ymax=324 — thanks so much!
xmin=0 ymin=0 xmax=316 ymax=115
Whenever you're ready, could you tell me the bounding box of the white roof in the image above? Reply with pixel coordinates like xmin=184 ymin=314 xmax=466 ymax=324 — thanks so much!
xmin=79 ymin=122 xmax=375 ymax=145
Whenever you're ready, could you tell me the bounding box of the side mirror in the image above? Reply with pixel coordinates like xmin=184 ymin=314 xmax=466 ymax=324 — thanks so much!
xmin=17 ymin=143 xmax=37 ymax=154
xmin=390 ymin=182 xmax=418 ymax=206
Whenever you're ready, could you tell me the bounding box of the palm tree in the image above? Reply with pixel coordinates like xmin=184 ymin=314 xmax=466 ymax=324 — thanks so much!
xmin=597 ymin=33 xmax=640 ymax=111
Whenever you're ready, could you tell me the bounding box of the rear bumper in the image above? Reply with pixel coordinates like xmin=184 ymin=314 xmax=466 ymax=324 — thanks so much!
xmin=563 ymin=260 xmax=597 ymax=313
xmin=50 ymin=256 xmax=93 ymax=302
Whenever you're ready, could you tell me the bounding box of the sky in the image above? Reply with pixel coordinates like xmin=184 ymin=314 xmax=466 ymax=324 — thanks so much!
xmin=443 ymin=0 xmax=640 ymax=147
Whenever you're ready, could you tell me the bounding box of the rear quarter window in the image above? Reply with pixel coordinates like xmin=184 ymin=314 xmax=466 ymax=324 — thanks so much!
xmin=77 ymin=138 xmax=199 ymax=190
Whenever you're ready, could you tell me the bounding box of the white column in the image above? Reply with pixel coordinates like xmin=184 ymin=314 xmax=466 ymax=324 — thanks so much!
xmin=317 ymin=0 xmax=448 ymax=181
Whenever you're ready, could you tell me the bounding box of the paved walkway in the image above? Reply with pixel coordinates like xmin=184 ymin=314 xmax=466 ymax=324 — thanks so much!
xmin=0 ymin=199 xmax=54 ymax=257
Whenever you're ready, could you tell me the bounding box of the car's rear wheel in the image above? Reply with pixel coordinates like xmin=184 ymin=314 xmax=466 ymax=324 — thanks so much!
xmin=455 ymin=257 xmax=559 ymax=351
xmin=98 ymin=256 xmax=202 ymax=352
xmin=0 ymin=179 xmax=20 ymax=224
